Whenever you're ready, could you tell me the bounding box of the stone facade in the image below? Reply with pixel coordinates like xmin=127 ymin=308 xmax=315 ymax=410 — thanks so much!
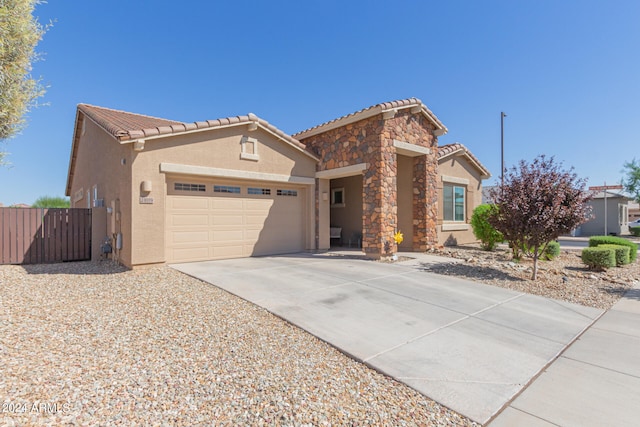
xmin=301 ymin=110 xmax=439 ymax=258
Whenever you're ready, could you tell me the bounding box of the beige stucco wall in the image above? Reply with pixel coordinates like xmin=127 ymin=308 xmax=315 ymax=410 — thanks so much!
xmin=67 ymin=116 xmax=134 ymax=266
xmin=329 ymin=175 xmax=363 ymax=246
xmin=437 ymin=155 xmax=484 ymax=246
xmin=129 ymin=125 xmax=317 ymax=266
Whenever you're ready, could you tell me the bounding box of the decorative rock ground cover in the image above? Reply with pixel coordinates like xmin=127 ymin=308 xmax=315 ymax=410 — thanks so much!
xmin=1 ymin=261 xmax=476 ymax=426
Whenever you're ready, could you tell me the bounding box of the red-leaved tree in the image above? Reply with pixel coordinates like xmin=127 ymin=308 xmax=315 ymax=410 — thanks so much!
xmin=489 ymin=155 xmax=592 ymax=280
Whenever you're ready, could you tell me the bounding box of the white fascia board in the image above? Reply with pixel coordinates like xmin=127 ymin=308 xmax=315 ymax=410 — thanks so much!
xmin=393 ymin=139 xmax=431 ymax=157
xmin=160 ymin=163 xmax=315 ymax=185
xmin=316 ymin=163 xmax=368 ymax=179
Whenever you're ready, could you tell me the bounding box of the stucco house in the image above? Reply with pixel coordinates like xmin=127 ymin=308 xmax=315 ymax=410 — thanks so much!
xmin=577 ymin=191 xmax=631 ymax=236
xmin=66 ymin=98 xmax=490 ymax=268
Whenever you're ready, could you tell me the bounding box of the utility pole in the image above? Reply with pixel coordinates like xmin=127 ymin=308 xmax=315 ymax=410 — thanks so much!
xmin=501 ymin=112 xmax=507 ymax=190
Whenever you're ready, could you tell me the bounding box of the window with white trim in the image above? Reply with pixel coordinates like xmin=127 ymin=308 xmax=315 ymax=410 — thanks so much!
xmin=443 ymin=184 xmax=465 ymax=222
xmin=277 ymin=189 xmax=297 ymax=197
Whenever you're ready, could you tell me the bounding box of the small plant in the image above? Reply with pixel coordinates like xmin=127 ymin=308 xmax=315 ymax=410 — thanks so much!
xmin=470 ymin=204 xmax=503 ymax=251
xmin=630 ymin=226 xmax=640 ymax=237
xmin=589 ymin=236 xmax=638 ymax=262
xmin=581 ymin=247 xmax=616 ymax=270
xmin=598 ymin=244 xmax=631 ymax=266
xmin=543 ymin=241 xmax=561 ymax=260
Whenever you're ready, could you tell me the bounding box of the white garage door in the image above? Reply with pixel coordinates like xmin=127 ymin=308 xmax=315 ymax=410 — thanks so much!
xmin=166 ymin=179 xmax=305 ymax=263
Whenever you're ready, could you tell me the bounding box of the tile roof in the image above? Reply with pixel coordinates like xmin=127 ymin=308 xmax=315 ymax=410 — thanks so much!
xmin=293 ymin=98 xmax=447 ymax=139
xmin=78 ymin=104 xmax=184 ymax=141
xmin=438 ymin=143 xmax=491 ymax=178
xmin=77 ymin=104 xmax=309 ymax=151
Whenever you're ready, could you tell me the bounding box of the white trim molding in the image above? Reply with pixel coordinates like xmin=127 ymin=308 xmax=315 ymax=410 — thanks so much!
xmin=240 ymin=136 xmax=259 ymax=161
xmin=393 ymin=139 xmax=431 ymax=157
xmin=441 ymin=175 xmax=470 ymax=185
xmin=441 ymin=223 xmax=470 ymax=231
xmin=316 ymin=163 xmax=368 ymax=179
xmin=160 ymin=163 xmax=315 ymax=185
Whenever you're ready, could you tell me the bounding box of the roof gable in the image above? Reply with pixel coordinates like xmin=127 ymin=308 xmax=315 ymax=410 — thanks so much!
xmin=293 ymin=98 xmax=447 ymax=140
xmin=438 ymin=143 xmax=491 ymax=179
xmin=66 ymin=104 xmax=317 ymax=196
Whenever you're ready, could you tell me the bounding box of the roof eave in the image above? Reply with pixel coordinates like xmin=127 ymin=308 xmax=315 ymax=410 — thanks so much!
xmin=65 ymin=109 xmax=84 ymax=196
xmin=121 ymin=117 xmax=319 ymax=162
xmin=295 ymin=100 xmax=448 ymax=140
xmin=439 ymin=147 xmax=491 ymax=179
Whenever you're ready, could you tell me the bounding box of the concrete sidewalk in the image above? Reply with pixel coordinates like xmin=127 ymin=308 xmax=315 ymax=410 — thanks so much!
xmin=489 ymin=284 xmax=640 ymax=426
xmin=172 ymin=252 xmax=603 ymax=424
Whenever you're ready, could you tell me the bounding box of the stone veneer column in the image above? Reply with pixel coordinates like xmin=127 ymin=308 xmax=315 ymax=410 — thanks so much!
xmin=362 ymin=139 xmax=397 ymax=258
xmin=412 ymin=155 xmax=438 ymax=250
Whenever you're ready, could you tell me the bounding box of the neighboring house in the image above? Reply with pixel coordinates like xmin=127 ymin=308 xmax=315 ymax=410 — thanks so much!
xmin=437 ymin=143 xmax=491 ymax=246
xmin=577 ymin=191 xmax=631 ymax=236
xmin=66 ymin=98 xmax=490 ymax=268
xmin=629 ymin=202 xmax=640 ymax=222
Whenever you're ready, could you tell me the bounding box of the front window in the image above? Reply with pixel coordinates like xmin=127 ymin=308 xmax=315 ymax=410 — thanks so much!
xmin=331 ymin=188 xmax=345 ymax=207
xmin=444 ymin=184 xmax=465 ymax=222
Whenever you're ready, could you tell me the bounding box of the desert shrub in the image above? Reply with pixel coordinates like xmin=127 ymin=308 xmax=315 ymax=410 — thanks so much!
xmin=630 ymin=226 xmax=640 ymax=237
xmin=471 ymin=204 xmax=503 ymax=251
xmin=598 ymin=244 xmax=631 ymax=266
xmin=589 ymin=236 xmax=638 ymax=262
xmin=544 ymin=241 xmax=561 ymax=260
xmin=581 ymin=247 xmax=616 ymax=270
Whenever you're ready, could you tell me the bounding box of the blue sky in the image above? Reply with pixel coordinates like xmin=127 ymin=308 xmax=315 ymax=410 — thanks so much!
xmin=1 ymin=0 xmax=638 ymax=205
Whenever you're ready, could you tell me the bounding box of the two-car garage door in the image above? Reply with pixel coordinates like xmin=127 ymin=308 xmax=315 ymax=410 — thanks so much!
xmin=166 ymin=178 xmax=306 ymax=263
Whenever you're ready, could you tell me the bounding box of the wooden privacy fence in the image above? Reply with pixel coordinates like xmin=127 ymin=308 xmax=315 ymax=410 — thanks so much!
xmin=0 ymin=208 xmax=92 ymax=265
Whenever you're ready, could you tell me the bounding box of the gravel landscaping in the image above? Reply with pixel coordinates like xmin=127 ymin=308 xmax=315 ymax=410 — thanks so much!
xmin=425 ymin=244 xmax=639 ymax=310
xmin=1 ymin=261 xmax=477 ymax=426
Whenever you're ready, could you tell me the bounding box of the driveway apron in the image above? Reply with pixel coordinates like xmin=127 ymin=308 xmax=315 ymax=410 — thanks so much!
xmin=172 ymin=253 xmax=602 ymax=424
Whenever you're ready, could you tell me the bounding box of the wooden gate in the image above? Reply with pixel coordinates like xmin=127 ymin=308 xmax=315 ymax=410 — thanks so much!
xmin=0 ymin=208 xmax=92 ymax=264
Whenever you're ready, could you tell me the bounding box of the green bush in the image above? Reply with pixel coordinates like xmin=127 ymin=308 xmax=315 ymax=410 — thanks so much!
xmin=598 ymin=244 xmax=631 ymax=266
xmin=630 ymin=226 xmax=640 ymax=237
xmin=471 ymin=204 xmax=503 ymax=251
xmin=582 ymin=247 xmax=616 ymax=270
xmin=543 ymin=241 xmax=561 ymax=260
xmin=589 ymin=236 xmax=638 ymax=262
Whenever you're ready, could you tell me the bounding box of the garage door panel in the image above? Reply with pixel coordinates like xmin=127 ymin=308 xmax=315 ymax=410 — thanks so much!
xmin=213 ymin=229 xmax=245 ymax=241
xmin=212 ymin=198 xmax=244 ymax=209
xmin=245 ymin=215 xmax=268 ymax=225
xmin=212 ymin=245 xmax=245 ymax=258
xmin=245 ymin=199 xmax=273 ymax=210
xmin=170 ymin=230 xmax=210 ymax=244
xmin=166 ymin=181 xmax=305 ymax=263
xmin=168 ymin=197 xmax=209 ymax=210
xmin=170 ymin=214 xmax=209 ymax=226
xmin=211 ymin=214 xmax=244 ymax=226
xmin=170 ymin=246 xmax=209 ymax=263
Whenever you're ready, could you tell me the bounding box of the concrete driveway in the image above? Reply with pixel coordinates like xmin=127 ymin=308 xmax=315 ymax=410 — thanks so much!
xmin=172 ymin=252 xmax=602 ymax=424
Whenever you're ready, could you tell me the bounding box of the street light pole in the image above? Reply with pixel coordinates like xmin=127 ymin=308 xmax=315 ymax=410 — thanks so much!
xmin=501 ymin=112 xmax=507 ymax=189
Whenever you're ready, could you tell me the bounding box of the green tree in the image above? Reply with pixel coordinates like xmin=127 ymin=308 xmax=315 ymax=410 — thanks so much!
xmin=0 ymin=0 xmax=48 ymax=164
xmin=621 ymin=158 xmax=640 ymax=203
xmin=471 ymin=204 xmax=503 ymax=251
xmin=31 ymin=196 xmax=70 ymax=208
